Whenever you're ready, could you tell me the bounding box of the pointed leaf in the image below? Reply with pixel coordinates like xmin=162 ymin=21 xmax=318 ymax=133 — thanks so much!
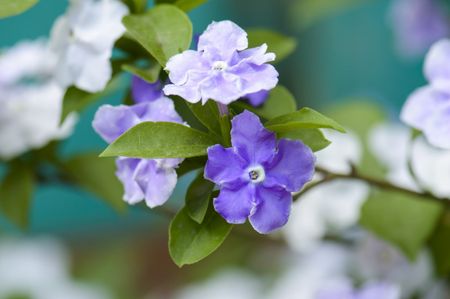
xmin=122 ymin=64 xmax=161 ymax=83
xmin=186 ymin=175 xmax=214 ymax=223
xmin=279 ymin=128 xmax=330 ymax=152
xmin=101 ymin=122 xmax=217 ymax=159
xmin=186 ymin=101 xmax=221 ymax=137
xmin=247 ymin=29 xmax=297 ymax=63
xmin=0 ymin=0 xmax=38 ymax=19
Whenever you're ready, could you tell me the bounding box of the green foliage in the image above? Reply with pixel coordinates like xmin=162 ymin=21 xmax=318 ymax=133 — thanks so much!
xmin=265 ymin=107 xmax=346 ymax=133
xmin=122 ymin=63 xmax=161 ymax=83
xmin=176 ymin=156 xmax=207 ymax=177
xmin=186 ymin=174 xmax=215 ymax=223
xmin=169 ymin=206 xmax=232 ymax=267
xmin=429 ymin=211 xmax=450 ymax=275
xmin=279 ymin=128 xmax=331 ymax=152
xmin=122 ymin=0 xmax=147 ymax=13
xmin=0 ymin=0 xmax=38 ymax=19
xmin=62 ymin=153 xmax=126 ymax=212
xmin=123 ymin=5 xmax=193 ymax=67
xmin=360 ymin=190 xmax=443 ymax=260
xmin=0 ymin=163 xmax=34 ymax=228
xmin=187 ymin=101 xmax=222 ymax=137
xmin=155 ymin=0 xmax=207 ymax=11
xmin=101 ymin=122 xmax=217 ymax=159
xmin=247 ymin=29 xmax=297 ymax=63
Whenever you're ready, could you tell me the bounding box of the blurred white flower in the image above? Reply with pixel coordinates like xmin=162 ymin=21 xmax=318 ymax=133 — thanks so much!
xmin=173 ymin=269 xmax=262 ymax=299
xmin=369 ymin=123 xmax=450 ymax=198
xmin=50 ymin=0 xmax=129 ymax=93
xmin=0 ymin=238 xmax=110 ymax=299
xmin=0 ymin=40 xmax=77 ymax=160
xmin=354 ymin=234 xmax=433 ymax=298
xmin=283 ymin=130 xmax=369 ymax=252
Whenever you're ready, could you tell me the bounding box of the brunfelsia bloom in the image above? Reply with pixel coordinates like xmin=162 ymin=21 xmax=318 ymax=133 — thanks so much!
xmin=93 ymin=76 xmax=183 ymax=208
xmin=401 ymin=39 xmax=450 ymax=149
xmin=50 ymin=0 xmax=129 ymax=93
xmin=0 ymin=40 xmax=77 ymax=160
xmin=163 ymin=20 xmax=279 ymax=105
xmin=204 ymin=110 xmax=315 ymax=233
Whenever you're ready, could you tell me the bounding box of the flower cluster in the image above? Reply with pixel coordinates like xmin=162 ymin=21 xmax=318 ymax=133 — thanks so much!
xmin=401 ymin=39 xmax=450 ymax=149
xmin=93 ymin=76 xmax=184 ymax=207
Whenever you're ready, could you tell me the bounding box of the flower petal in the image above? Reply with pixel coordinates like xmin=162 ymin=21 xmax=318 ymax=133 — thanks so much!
xmin=92 ymin=104 xmax=140 ymax=143
xmin=423 ymin=102 xmax=450 ymax=149
xmin=245 ymin=89 xmax=269 ymax=107
xmin=229 ymin=63 xmax=278 ymax=97
xmin=198 ymin=21 xmax=248 ymax=61
xmin=425 ymin=38 xmax=450 ymax=91
xmin=213 ymin=181 xmax=255 ymax=224
xmin=265 ymin=139 xmax=315 ymax=192
xmin=204 ymin=144 xmax=248 ymax=185
xmin=131 ymin=76 xmax=163 ymax=103
xmin=249 ymin=185 xmax=292 ymax=234
xmin=165 ymin=50 xmax=209 ymax=85
xmin=230 ymin=110 xmax=277 ymax=164
xmin=116 ymin=158 xmax=144 ymax=204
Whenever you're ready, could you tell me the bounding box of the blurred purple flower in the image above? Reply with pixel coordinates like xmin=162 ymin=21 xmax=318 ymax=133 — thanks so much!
xmin=317 ymin=282 xmax=400 ymax=299
xmin=131 ymin=76 xmax=163 ymax=103
xmin=204 ymin=110 xmax=315 ymax=233
xmin=245 ymin=89 xmax=269 ymax=107
xmin=401 ymin=39 xmax=450 ymax=149
xmin=92 ymin=80 xmax=183 ymax=208
xmin=163 ymin=20 xmax=279 ymax=105
xmin=389 ymin=0 xmax=449 ymax=58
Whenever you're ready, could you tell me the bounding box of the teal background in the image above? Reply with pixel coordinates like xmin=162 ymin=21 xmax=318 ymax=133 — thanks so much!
xmin=0 ymin=0 xmax=427 ymax=234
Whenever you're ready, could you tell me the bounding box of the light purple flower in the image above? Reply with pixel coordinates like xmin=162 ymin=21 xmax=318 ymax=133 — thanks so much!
xmin=401 ymin=39 xmax=450 ymax=149
xmin=204 ymin=110 xmax=315 ymax=233
xmin=389 ymin=0 xmax=449 ymax=58
xmin=131 ymin=75 xmax=163 ymax=103
xmin=245 ymin=90 xmax=269 ymax=107
xmin=92 ymin=80 xmax=183 ymax=208
xmin=163 ymin=20 xmax=279 ymax=105
xmin=316 ymin=282 xmax=400 ymax=299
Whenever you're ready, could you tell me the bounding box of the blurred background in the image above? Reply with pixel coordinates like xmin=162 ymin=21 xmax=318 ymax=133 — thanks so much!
xmin=0 ymin=0 xmax=447 ymax=298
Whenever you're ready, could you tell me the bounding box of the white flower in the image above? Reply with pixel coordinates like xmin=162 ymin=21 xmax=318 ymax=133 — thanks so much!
xmin=283 ymin=130 xmax=369 ymax=253
xmin=49 ymin=0 xmax=129 ymax=93
xmin=0 ymin=40 xmax=77 ymax=160
xmin=0 ymin=238 xmax=110 ymax=299
xmin=369 ymin=123 xmax=450 ymax=198
xmin=173 ymin=269 xmax=262 ymax=299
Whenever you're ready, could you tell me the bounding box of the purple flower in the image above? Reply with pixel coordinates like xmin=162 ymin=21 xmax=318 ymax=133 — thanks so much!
xmin=92 ymin=81 xmax=184 ymax=208
xmin=163 ymin=20 xmax=279 ymax=105
xmin=316 ymin=282 xmax=400 ymax=299
xmin=245 ymin=89 xmax=269 ymax=107
xmin=204 ymin=110 xmax=315 ymax=233
xmin=401 ymin=39 xmax=450 ymax=149
xmin=389 ymin=0 xmax=449 ymax=58
xmin=131 ymin=75 xmax=163 ymax=103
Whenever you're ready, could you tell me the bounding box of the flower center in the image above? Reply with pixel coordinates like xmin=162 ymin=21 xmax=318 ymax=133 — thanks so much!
xmin=212 ymin=61 xmax=227 ymax=71
xmin=247 ymin=165 xmax=265 ymax=183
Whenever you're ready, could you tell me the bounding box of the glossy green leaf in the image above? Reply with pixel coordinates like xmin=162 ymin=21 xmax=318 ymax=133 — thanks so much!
xmin=176 ymin=156 xmax=207 ymax=177
xmin=123 ymin=5 xmax=192 ymax=66
xmin=247 ymin=29 xmax=297 ymax=63
xmin=101 ymin=122 xmax=217 ymax=158
xmin=279 ymin=128 xmax=330 ymax=152
xmin=186 ymin=175 xmax=214 ymax=223
xmin=0 ymin=0 xmax=38 ymax=19
xmin=429 ymin=211 xmax=450 ymax=275
xmin=62 ymin=153 xmax=126 ymax=212
xmin=256 ymin=86 xmax=297 ymax=119
xmin=156 ymin=0 xmax=207 ymax=11
xmin=169 ymin=206 xmax=232 ymax=267
xmin=265 ymin=107 xmax=345 ymax=133
xmin=360 ymin=190 xmax=443 ymax=260
xmin=122 ymin=0 xmax=147 ymax=13
xmin=187 ymin=101 xmax=221 ymax=137
xmin=122 ymin=63 xmax=161 ymax=83
xmin=0 ymin=163 xmax=34 ymax=228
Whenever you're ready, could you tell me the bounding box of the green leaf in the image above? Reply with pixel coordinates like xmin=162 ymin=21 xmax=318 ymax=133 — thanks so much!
xmin=279 ymin=128 xmax=330 ymax=152
xmin=186 ymin=101 xmax=222 ymax=137
xmin=123 ymin=5 xmax=192 ymax=66
xmin=265 ymin=107 xmax=346 ymax=133
xmin=0 ymin=0 xmax=38 ymax=19
xmin=247 ymin=29 xmax=297 ymax=63
xmin=122 ymin=63 xmax=161 ymax=83
xmin=169 ymin=206 xmax=232 ymax=267
xmin=62 ymin=153 xmax=126 ymax=212
xmin=429 ymin=211 xmax=450 ymax=275
xmin=360 ymin=190 xmax=443 ymax=260
xmin=122 ymin=0 xmax=147 ymax=13
xmin=101 ymin=122 xmax=217 ymax=159
xmin=186 ymin=175 xmax=214 ymax=223
xmin=176 ymin=156 xmax=207 ymax=177
xmin=155 ymin=0 xmax=207 ymax=11
xmin=0 ymin=163 xmax=34 ymax=228
xmin=61 ymin=75 xmax=123 ymax=121
xmin=256 ymin=86 xmax=297 ymax=119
